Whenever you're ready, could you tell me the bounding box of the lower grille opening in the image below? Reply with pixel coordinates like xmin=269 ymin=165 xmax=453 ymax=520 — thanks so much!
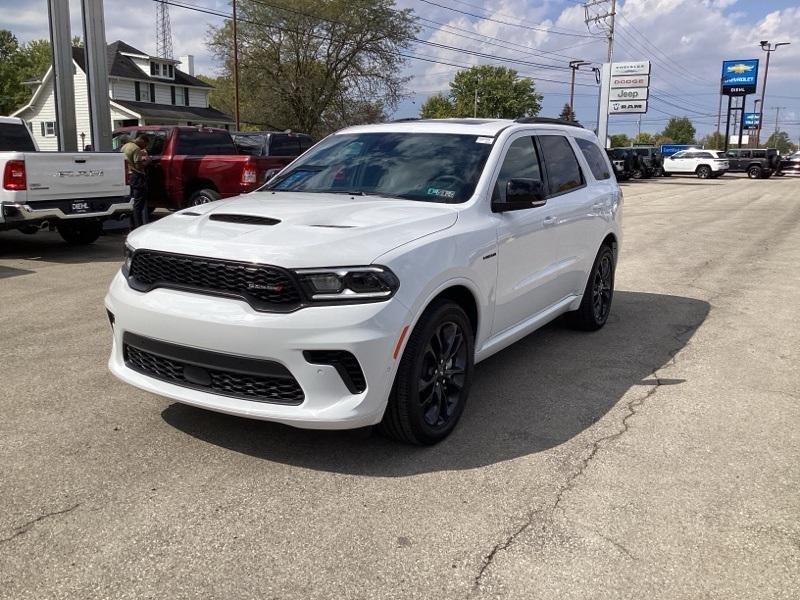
xmin=123 ymin=333 xmax=304 ymax=405
xmin=304 ymin=350 xmax=366 ymax=394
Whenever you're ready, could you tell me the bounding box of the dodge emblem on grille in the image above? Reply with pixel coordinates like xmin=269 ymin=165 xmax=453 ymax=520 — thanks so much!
xmin=247 ymin=283 xmax=285 ymax=292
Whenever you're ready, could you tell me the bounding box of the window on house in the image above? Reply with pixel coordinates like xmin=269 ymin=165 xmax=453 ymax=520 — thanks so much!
xmin=40 ymin=121 xmax=57 ymax=137
xmin=150 ymin=83 xmax=156 ymax=103
xmin=184 ymin=87 xmax=190 ymax=106
xmin=168 ymin=64 xmax=174 ymax=78
xmin=135 ymin=81 xmax=141 ymax=101
xmin=170 ymin=85 xmax=176 ymax=105
xmin=150 ymin=61 xmax=157 ymax=76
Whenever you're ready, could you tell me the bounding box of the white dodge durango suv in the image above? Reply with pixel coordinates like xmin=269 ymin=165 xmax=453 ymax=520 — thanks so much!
xmin=106 ymin=118 xmax=622 ymax=444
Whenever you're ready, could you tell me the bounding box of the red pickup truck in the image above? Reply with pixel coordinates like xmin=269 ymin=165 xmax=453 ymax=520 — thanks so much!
xmin=112 ymin=126 xmax=294 ymax=209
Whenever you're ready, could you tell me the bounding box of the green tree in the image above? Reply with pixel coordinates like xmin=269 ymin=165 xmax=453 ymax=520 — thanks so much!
xmin=419 ymin=93 xmax=454 ymax=119
xmin=698 ymin=131 xmax=725 ymax=150
xmin=0 ymin=31 xmax=53 ymax=115
xmin=661 ymin=117 xmax=696 ymax=144
xmin=208 ymin=0 xmax=418 ymax=137
xmin=765 ymin=130 xmax=793 ymax=154
xmin=449 ymin=65 xmax=541 ymax=118
xmin=633 ymin=132 xmax=654 ymax=145
xmin=558 ymin=102 xmax=576 ymax=122
xmin=609 ymin=133 xmax=630 ymax=148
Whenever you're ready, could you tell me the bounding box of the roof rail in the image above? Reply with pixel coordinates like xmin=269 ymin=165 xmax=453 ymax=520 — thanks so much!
xmin=514 ymin=117 xmax=583 ymax=128
xmin=390 ymin=117 xmax=423 ymax=123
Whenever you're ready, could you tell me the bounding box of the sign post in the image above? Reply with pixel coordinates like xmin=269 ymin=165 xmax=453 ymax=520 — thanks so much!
xmin=599 ymin=61 xmax=650 ymax=147
xmin=720 ymin=59 xmax=759 ymax=151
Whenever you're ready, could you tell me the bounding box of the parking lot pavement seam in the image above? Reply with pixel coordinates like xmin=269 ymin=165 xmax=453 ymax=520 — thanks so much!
xmin=0 ymin=503 xmax=81 ymax=546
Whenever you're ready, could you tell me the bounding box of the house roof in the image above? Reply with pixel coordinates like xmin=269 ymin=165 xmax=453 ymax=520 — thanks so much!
xmin=71 ymin=41 xmax=212 ymax=88
xmin=113 ymin=99 xmax=233 ymax=123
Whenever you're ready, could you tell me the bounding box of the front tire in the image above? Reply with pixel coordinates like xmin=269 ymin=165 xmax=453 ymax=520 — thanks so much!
xmin=566 ymin=245 xmax=615 ymax=331
xmin=379 ymin=300 xmax=474 ymax=445
xmin=696 ymin=165 xmax=712 ymax=179
xmin=56 ymin=220 xmax=102 ymax=245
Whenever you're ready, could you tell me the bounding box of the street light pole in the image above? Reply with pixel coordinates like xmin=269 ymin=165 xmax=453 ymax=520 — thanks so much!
xmin=756 ymin=40 xmax=790 ymax=146
xmin=232 ymin=0 xmax=240 ymax=131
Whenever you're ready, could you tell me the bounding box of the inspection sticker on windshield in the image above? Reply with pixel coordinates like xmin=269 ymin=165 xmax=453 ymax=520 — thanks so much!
xmin=427 ymin=188 xmax=456 ymax=199
xmin=476 ymin=136 xmax=494 ymax=144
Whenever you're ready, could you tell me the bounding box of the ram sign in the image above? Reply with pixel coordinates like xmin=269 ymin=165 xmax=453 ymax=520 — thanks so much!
xmin=609 ymin=87 xmax=649 ymax=101
xmin=609 ymin=100 xmax=648 ymax=114
xmin=721 ymin=59 xmax=759 ymax=95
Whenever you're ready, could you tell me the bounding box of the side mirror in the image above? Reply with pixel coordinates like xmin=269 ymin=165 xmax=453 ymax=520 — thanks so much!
xmin=264 ymin=168 xmax=281 ymax=182
xmin=492 ymin=178 xmax=547 ymax=212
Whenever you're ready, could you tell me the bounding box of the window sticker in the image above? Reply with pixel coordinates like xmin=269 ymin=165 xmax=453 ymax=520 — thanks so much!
xmin=476 ymin=136 xmax=494 ymax=144
xmin=427 ymin=187 xmax=456 ymax=199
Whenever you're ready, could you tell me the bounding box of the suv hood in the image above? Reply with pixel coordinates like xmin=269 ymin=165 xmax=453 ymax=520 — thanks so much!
xmin=129 ymin=191 xmax=460 ymax=268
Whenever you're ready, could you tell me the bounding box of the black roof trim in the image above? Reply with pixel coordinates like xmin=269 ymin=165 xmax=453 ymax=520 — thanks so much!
xmin=514 ymin=117 xmax=584 ymax=128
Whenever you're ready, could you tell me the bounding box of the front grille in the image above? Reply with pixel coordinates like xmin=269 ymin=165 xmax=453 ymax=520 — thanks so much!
xmin=128 ymin=250 xmax=302 ymax=311
xmin=209 ymin=214 xmax=280 ymax=225
xmin=304 ymin=350 xmax=367 ymax=394
xmin=123 ymin=333 xmax=304 ymax=405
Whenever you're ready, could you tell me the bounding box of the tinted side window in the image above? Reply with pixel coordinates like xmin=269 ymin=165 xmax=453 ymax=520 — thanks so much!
xmin=492 ymin=137 xmax=542 ymax=202
xmin=298 ymin=136 xmax=314 ymax=153
xmin=233 ymin=134 xmax=266 ymax=156
xmin=269 ymin=135 xmax=300 ymax=156
xmin=697 ymin=152 xmax=713 ymax=159
xmin=576 ymin=138 xmax=611 ymax=180
xmin=0 ymin=122 xmax=36 ymax=151
xmin=752 ymin=150 xmax=766 ymax=158
xmin=175 ymin=130 xmax=237 ymax=155
xmin=538 ymin=135 xmax=583 ymax=194
xmin=740 ymin=151 xmax=751 ymax=159
xmin=141 ymin=131 xmax=167 ymax=156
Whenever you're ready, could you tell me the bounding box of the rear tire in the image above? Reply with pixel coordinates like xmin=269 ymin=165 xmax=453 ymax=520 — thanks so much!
xmin=379 ymin=300 xmax=474 ymax=445
xmin=565 ymin=245 xmax=615 ymax=331
xmin=696 ymin=165 xmax=712 ymax=179
xmin=748 ymin=166 xmax=762 ymax=179
xmin=56 ymin=220 xmax=102 ymax=245
xmin=187 ymin=188 xmax=220 ymax=207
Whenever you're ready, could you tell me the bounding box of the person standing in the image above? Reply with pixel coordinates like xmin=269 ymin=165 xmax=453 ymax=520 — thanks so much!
xmin=121 ymin=136 xmax=150 ymax=229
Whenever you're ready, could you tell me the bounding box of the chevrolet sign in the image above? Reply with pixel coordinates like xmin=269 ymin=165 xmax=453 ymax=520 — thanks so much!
xmin=721 ymin=59 xmax=759 ymax=95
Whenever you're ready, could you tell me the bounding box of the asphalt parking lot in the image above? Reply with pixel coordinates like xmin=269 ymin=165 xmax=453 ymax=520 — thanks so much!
xmin=1 ymin=174 xmax=798 ymax=599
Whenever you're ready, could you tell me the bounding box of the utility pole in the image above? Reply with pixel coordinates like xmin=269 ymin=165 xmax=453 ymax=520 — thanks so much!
xmin=716 ymin=76 xmax=723 ymax=136
xmin=772 ymin=106 xmax=786 ymax=139
xmin=47 ymin=0 xmax=77 ymax=151
xmin=82 ymin=0 xmax=112 ymax=152
xmin=473 ymin=88 xmax=478 ymax=118
xmin=232 ymin=0 xmax=241 ymax=131
xmin=584 ymin=0 xmax=616 ymax=147
xmin=568 ymin=60 xmax=590 ymax=116
xmin=756 ymin=40 xmax=791 ymax=146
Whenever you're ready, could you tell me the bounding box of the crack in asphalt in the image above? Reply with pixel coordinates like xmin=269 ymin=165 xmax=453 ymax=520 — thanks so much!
xmin=0 ymin=503 xmax=81 ymax=545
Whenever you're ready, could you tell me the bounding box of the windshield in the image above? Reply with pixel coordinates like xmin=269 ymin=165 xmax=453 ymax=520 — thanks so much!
xmin=234 ymin=134 xmax=266 ymax=156
xmin=265 ymin=132 xmax=494 ymax=203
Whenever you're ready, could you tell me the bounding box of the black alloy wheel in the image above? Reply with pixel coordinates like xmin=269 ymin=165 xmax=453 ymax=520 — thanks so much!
xmin=748 ymin=166 xmax=763 ymax=179
xmin=380 ymin=301 xmax=474 ymax=445
xmin=565 ymin=244 xmax=615 ymax=331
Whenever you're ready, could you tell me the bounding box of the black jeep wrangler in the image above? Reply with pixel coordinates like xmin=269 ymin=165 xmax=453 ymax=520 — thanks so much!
xmin=723 ymin=148 xmax=781 ymax=179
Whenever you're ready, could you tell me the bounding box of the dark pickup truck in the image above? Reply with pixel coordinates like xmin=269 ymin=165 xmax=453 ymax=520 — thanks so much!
xmin=112 ymin=126 xmax=294 ymax=208
xmin=723 ymin=148 xmax=781 ymax=179
xmin=232 ymin=131 xmax=315 ymax=158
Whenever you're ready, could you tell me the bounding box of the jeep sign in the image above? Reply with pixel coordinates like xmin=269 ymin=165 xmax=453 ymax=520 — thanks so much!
xmin=609 ymin=100 xmax=648 ymax=114
xmin=611 ymin=75 xmax=649 ymax=88
xmin=609 ymin=87 xmax=649 ymax=101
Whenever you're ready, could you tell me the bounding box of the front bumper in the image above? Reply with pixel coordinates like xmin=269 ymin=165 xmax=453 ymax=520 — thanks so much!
xmin=1 ymin=196 xmax=132 ymax=224
xmin=105 ymin=271 xmax=411 ymax=429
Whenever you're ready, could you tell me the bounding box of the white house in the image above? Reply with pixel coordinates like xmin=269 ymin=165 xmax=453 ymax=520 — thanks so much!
xmin=12 ymin=41 xmax=234 ymax=151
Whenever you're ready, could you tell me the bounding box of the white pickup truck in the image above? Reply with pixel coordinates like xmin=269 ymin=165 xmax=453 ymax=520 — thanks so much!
xmin=1 ymin=116 xmax=131 ymax=245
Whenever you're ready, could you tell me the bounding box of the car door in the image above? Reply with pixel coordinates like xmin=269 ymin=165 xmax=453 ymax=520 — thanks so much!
xmin=725 ymin=150 xmax=740 ymax=170
xmin=665 ymin=150 xmax=687 ymax=173
xmin=492 ymin=134 xmax=560 ymax=335
xmin=537 ymin=133 xmax=598 ymax=300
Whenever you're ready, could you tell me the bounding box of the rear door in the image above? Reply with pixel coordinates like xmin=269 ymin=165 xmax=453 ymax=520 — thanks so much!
xmin=23 ymin=152 xmax=127 ymax=204
xmin=492 ymin=134 xmax=560 ymax=335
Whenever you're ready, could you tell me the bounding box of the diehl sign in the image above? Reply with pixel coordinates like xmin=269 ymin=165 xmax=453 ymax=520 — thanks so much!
xmin=611 ymin=75 xmax=649 ymax=88
xmin=610 ymin=87 xmax=649 ymax=101
xmin=611 ymin=61 xmax=651 ymax=76
xmin=721 ymin=59 xmax=759 ymax=96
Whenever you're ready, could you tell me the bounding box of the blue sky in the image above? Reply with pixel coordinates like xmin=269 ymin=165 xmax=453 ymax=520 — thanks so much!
xmin=2 ymin=0 xmax=799 ymax=141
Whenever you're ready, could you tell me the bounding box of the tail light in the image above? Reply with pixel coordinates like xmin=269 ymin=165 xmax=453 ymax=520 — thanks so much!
xmin=241 ymin=162 xmax=257 ymax=186
xmin=124 ymin=160 xmax=130 ymax=186
xmin=3 ymin=160 xmax=27 ymax=190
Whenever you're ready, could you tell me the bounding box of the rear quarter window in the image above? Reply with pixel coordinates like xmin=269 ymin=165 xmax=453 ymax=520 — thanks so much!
xmin=175 ymin=130 xmax=237 ymax=155
xmin=538 ymin=135 xmax=584 ymax=195
xmin=576 ymin=138 xmax=611 ymax=180
xmin=0 ymin=122 xmax=36 ymax=152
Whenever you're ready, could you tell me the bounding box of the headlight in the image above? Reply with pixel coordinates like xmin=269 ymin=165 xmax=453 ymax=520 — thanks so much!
xmin=122 ymin=243 xmax=134 ymax=275
xmin=294 ymin=266 xmax=399 ymax=302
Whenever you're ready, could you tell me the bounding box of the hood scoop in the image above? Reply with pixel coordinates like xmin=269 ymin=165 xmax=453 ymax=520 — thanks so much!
xmin=209 ymin=214 xmax=281 ymax=226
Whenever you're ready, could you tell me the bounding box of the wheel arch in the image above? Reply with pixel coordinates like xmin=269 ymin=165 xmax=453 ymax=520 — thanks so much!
xmin=427 ymin=284 xmax=479 ymax=338
xmin=184 ymin=178 xmax=219 ymax=201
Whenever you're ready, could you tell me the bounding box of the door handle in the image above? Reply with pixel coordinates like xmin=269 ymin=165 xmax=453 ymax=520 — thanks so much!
xmin=543 ymin=216 xmax=556 ymax=227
